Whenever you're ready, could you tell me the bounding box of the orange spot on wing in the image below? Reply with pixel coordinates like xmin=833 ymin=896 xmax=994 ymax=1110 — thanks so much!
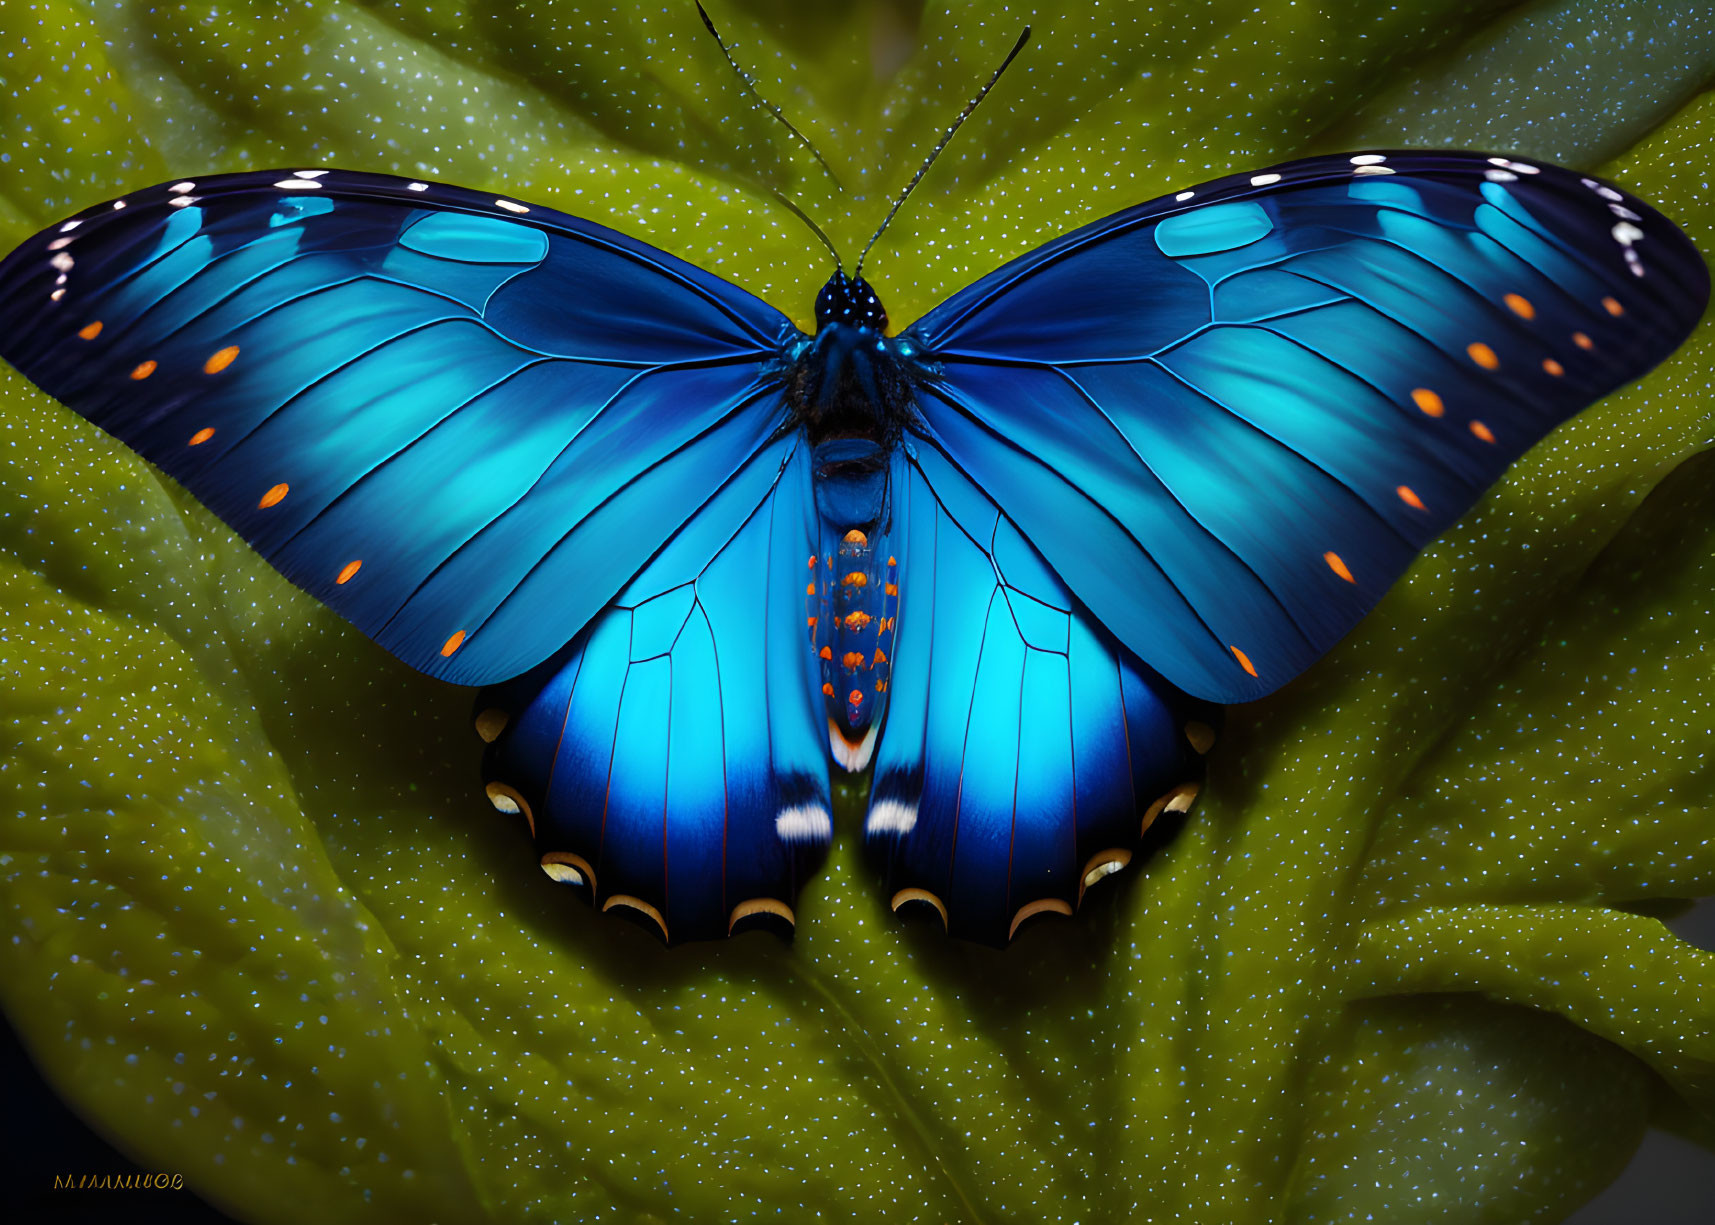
xmin=1323 ymin=552 xmax=1354 ymax=582
xmin=884 ymin=582 xmax=898 ymax=597
xmin=806 ymin=583 xmax=816 ymax=596
xmin=844 ymin=611 xmax=872 ymax=630
xmin=1397 ymin=485 xmax=1426 ymax=510
xmin=1602 ymin=295 xmax=1624 ymax=316
xmin=1503 ymin=293 xmax=1535 ymax=319
xmin=258 ymin=483 xmax=289 ymax=509
xmin=441 ymin=630 xmax=466 ymax=657
xmin=1542 ymin=358 xmax=1564 ymax=376
xmin=819 ymin=646 xmax=832 ymax=660
xmin=843 ymin=529 xmax=867 ymax=545
xmin=1229 ymin=645 xmax=1258 ymax=678
xmin=842 ymin=572 xmax=868 ymax=588
xmin=336 ymin=559 xmax=363 ymax=585
xmin=188 ymin=427 xmax=215 ymax=446
xmin=887 ymin=556 xmax=897 ymax=567
xmin=77 ymin=321 xmax=103 ymax=340
xmin=842 ymin=651 xmax=865 ymax=671
xmin=1573 ymin=331 xmax=1594 ymax=350
xmin=822 ymin=682 xmax=835 ymax=697
xmin=204 ymin=345 xmax=240 ymax=374
xmin=873 ymin=648 xmax=888 ymax=666
xmin=848 ymin=689 xmax=864 ymax=706
xmin=1466 ymin=342 xmax=1499 ymax=370
xmin=1469 ymin=421 xmax=1496 ymax=443
xmin=1410 ymin=388 xmax=1443 ymax=417
xmin=130 ymin=360 xmax=157 ymax=380
xmin=806 ymin=616 xmax=817 ymax=628
xmin=807 ymin=555 xmax=817 ymax=568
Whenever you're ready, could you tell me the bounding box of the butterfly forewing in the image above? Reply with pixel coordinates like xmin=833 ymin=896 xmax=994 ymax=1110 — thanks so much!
xmin=905 ymin=150 xmax=1709 ymax=703
xmin=0 ymin=169 xmax=796 ymax=687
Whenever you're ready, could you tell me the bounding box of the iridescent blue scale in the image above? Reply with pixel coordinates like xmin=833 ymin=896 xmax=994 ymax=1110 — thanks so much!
xmin=1 ymin=151 xmax=1705 ymax=944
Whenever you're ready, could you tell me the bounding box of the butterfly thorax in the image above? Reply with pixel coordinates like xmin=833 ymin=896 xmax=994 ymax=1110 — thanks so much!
xmin=785 ymin=271 xmax=928 ymax=447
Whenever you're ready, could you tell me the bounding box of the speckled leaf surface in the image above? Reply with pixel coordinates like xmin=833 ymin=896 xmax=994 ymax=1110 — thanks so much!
xmin=1 ymin=2 xmax=1713 ymax=1223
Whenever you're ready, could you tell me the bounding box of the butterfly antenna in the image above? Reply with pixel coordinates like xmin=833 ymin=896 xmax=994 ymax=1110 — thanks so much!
xmin=855 ymin=26 xmax=1031 ymax=278
xmin=697 ymin=2 xmax=843 ymax=191
xmin=764 ymin=183 xmax=844 ymax=273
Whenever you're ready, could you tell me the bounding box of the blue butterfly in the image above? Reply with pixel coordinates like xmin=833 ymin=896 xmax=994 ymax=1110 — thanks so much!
xmin=0 ymin=141 xmax=1705 ymax=944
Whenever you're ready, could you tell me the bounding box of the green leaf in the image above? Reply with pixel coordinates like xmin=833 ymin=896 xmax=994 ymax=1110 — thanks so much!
xmin=1 ymin=2 xmax=1711 ymax=1222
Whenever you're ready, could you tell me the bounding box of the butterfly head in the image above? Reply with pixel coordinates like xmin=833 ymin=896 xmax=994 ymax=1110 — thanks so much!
xmin=814 ymin=270 xmax=888 ymax=333
xmin=788 ymin=273 xmax=926 ymax=447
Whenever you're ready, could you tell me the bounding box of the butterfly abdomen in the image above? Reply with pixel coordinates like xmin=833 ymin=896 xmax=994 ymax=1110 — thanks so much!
xmin=809 ymin=438 xmax=899 ymax=770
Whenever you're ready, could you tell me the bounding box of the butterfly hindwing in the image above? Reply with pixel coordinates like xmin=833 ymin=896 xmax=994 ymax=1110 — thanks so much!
xmin=864 ymin=449 xmax=1217 ymax=944
xmin=907 ymin=150 xmax=1709 ymax=702
xmin=0 ymin=170 xmax=797 ymax=686
xmin=476 ymin=440 xmax=831 ymax=943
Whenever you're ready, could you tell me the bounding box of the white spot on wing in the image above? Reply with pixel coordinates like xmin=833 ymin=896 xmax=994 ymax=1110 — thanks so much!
xmin=1597 ymin=185 xmax=1623 ymax=201
xmin=1353 ymin=165 xmax=1395 ymax=175
xmin=1484 ymin=169 xmax=1517 ymax=182
xmin=59 ymin=220 xmax=81 ymax=233
xmin=169 ymin=196 xmax=197 ymax=208
xmin=50 ymin=253 xmax=73 ymax=272
xmin=47 ymin=237 xmax=72 ymax=250
xmin=1611 ymin=221 xmax=1645 ymax=246
xmin=775 ymin=805 xmax=832 ymax=843
xmin=273 ymin=178 xmax=322 ymax=190
xmin=112 ymin=200 xmax=126 ymax=209
xmin=1608 ymin=203 xmax=1640 ymax=221
xmin=170 ymin=181 xmax=196 ymax=193
xmin=866 ymin=799 xmax=918 ymax=836
xmin=407 ymin=182 xmax=429 ymax=191
xmin=1250 ymin=172 xmax=1282 ymax=186
xmin=1349 ymin=154 xmax=1387 ymax=165
xmin=495 ymin=199 xmax=530 ymax=214
xmin=294 ymin=170 xmax=329 ymax=179
xmin=1175 ymin=190 xmax=1194 ymax=202
xmin=50 ymin=288 xmax=64 ymax=301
